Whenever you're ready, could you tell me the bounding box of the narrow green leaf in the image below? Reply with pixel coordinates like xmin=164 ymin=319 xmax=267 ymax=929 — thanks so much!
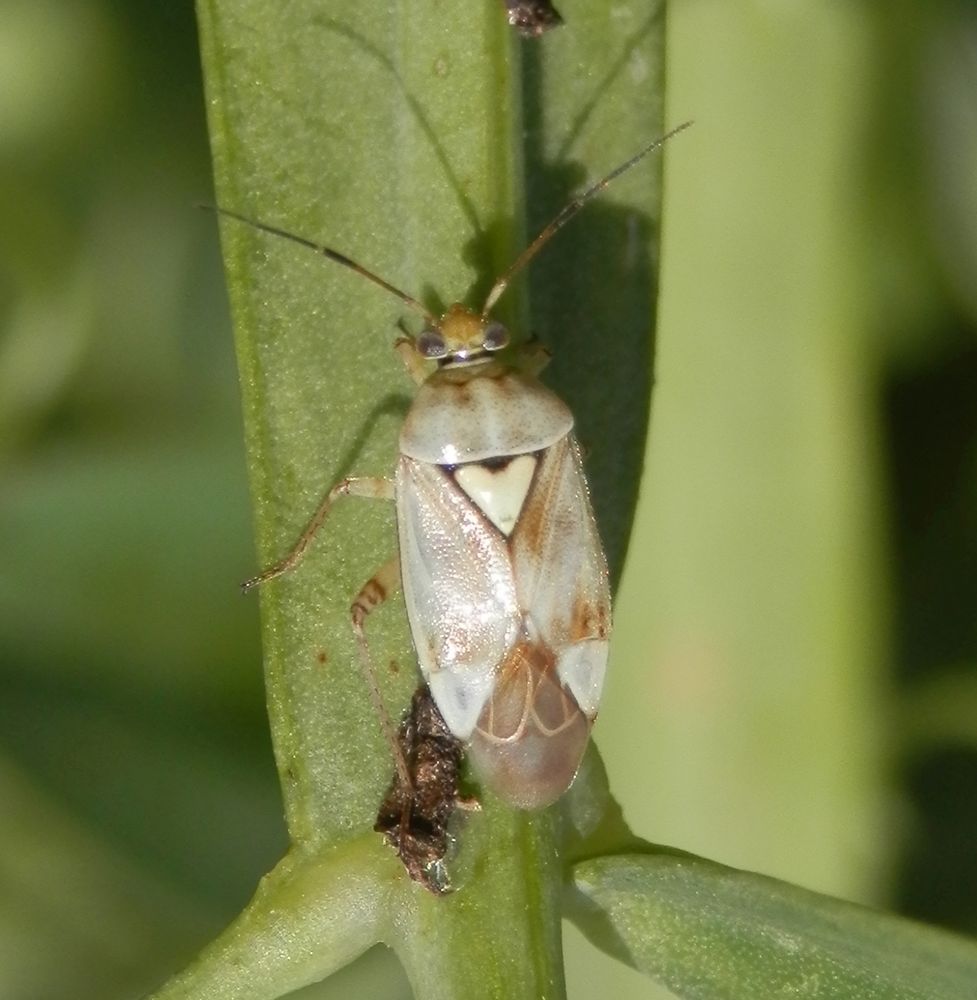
xmin=197 ymin=0 xmax=525 ymax=845
xmin=568 ymin=851 xmax=977 ymax=999
xmin=196 ymin=0 xmax=668 ymax=844
xmin=147 ymin=839 xmax=392 ymax=1000
xmin=186 ymin=0 xmax=668 ymax=997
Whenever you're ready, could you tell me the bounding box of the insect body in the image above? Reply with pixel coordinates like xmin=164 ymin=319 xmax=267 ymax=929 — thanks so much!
xmin=229 ymin=122 xmax=690 ymax=813
xmin=396 ymin=305 xmax=610 ymax=808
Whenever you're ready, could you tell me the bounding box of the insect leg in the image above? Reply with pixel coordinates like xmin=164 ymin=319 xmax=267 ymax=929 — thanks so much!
xmin=350 ymin=556 xmax=413 ymax=792
xmin=517 ymin=339 xmax=553 ymax=377
xmin=393 ymin=334 xmax=430 ymax=386
xmin=241 ymin=476 xmax=395 ymax=592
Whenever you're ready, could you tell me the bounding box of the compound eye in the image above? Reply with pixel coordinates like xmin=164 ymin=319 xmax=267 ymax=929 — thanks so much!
xmin=482 ymin=321 xmax=509 ymax=351
xmin=417 ymin=328 xmax=448 ymax=359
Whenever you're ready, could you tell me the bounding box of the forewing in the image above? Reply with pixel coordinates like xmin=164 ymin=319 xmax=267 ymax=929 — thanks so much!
xmin=397 ymin=456 xmax=521 ymax=738
xmin=510 ymin=434 xmax=611 ymax=716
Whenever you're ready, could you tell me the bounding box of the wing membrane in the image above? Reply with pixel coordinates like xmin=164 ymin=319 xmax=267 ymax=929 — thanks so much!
xmin=511 ymin=434 xmax=611 ymax=650
xmin=397 ymin=456 xmax=521 ymax=737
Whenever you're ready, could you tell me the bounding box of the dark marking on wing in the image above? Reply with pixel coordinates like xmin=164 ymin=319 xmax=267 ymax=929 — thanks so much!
xmin=571 ymin=596 xmax=610 ymax=642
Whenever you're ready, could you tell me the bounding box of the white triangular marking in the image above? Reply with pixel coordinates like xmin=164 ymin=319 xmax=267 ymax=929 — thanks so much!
xmin=455 ymin=454 xmax=536 ymax=535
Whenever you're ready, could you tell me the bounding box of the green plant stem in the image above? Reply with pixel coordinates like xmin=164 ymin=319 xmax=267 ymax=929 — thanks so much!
xmin=163 ymin=1 xmax=667 ymax=996
xmin=394 ymin=809 xmax=565 ymax=998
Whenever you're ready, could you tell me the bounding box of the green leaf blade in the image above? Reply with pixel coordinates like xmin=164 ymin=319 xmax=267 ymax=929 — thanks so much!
xmin=197 ymin=0 xmax=524 ymax=845
xmin=192 ymin=1 xmax=669 ymax=997
xmin=147 ymin=839 xmax=395 ymax=1000
xmin=570 ymin=852 xmax=977 ymax=999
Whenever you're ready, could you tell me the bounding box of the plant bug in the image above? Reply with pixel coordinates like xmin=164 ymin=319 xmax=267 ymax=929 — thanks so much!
xmin=221 ymin=121 xmax=691 ymax=812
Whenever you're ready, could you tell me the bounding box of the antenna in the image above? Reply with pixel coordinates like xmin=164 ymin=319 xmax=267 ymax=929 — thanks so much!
xmin=203 ymin=205 xmax=438 ymax=327
xmin=481 ymin=120 xmax=693 ymax=317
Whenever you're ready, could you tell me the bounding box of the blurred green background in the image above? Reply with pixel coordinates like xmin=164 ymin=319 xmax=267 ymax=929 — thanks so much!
xmin=1 ymin=2 xmax=975 ymax=999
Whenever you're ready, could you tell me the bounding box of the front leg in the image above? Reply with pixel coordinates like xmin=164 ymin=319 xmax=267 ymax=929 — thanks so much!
xmin=516 ymin=337 xmax=552 ymax=377
xmin=393 ymin=332 xmax=431 ymax=386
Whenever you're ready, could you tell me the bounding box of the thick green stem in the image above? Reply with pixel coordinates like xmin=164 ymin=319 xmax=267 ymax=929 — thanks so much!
xmin=394 ymin=809 xmax=565 ymax=998
xmin=168 ymin=1 xmax=666 ymax=997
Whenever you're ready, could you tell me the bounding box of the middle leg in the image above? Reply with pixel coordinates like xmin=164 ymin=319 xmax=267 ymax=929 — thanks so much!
xmin=350 ymin=556 xmax=412 ymax=793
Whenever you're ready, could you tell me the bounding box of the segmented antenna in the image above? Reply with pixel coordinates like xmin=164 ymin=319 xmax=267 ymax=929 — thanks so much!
xmin=204 ymin=205 xmax=438 ymax=327
xmin=481 ymin=120 xmax=693 ymax=317
xmin=203 ymin=121 xmax=691 ymax=330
